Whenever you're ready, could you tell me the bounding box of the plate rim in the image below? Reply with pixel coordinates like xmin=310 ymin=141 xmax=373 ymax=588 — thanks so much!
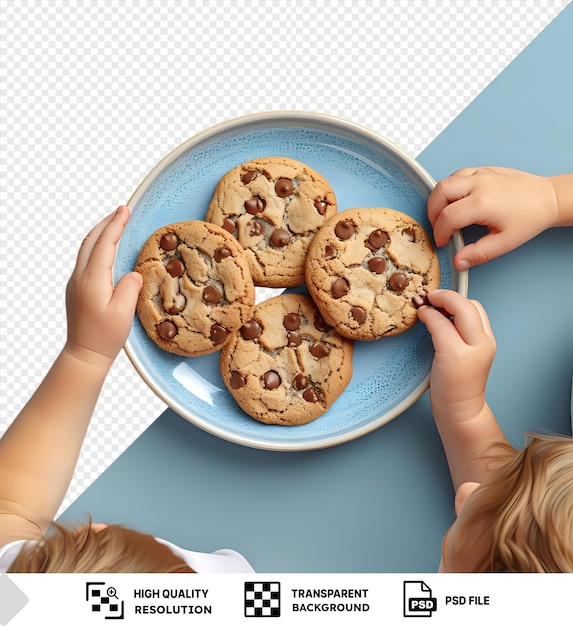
xmin=121 ymin=110 xmax=469 ymax=452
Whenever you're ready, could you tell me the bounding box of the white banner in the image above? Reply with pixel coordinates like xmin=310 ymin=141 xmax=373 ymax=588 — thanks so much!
xmin=1 ymin=572 xmax=572 ymax=625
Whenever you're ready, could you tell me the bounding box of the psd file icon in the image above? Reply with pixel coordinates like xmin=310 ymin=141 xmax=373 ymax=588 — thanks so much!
xmin=403 ymin=581 xmax=437 ymax=617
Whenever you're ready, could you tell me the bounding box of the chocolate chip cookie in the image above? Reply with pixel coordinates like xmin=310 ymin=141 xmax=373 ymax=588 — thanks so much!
xmin=205 ymin=156 xmax=337 ymax=288
xmin=219 ymin=294 xmax=354 ymax=425
xmin=135 ymin=221 xmax=255 ymax=357
xmin=305 ymin=208 xmax=440 ymax=340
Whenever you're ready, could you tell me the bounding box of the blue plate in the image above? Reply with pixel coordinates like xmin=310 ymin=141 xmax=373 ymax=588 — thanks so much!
xmin=115 ymin=111 xmax=467 ymax=451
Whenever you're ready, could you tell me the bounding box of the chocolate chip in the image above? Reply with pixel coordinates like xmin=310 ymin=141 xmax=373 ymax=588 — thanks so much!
xmin=283 ymin=313 xmax=301 ymax=331
xmin=303 ymin=387 xmax=319 ymax=403
xmin=331 ymin=277 xmax=349 ymax=298
xmin=310 ymin=342 xmax=330 ymax=358
xmin=271 ymin=228 xmax=291 ymax=247
xmin=210 ymin=324 xmax=228 ymax=345
xmin=287 ymin=331 xmax=301 ymax=347
xmin=366 ymin=229 xmax=388 ymax=250
xmin=167 ymin=301 xmax=185 ymax=314
xmin=222 ymin=218 xmax=236 ymax=234
xmin=334 ymin=220 xmax=355 ymax=240
xmin=230 ymin=371 xmax=246 ymax=389
xmin=263 ymin=370 xmax=281 ymax=389
xmin=314 ymin=313 xmax=330 ymax=332
xmin=159 ymin=232 xmax=178 ymax=251
xmin=402 ymin=227 xmax=415 ymax=242
xmin=165 ymin=258 xmax=185 ymax=277
xmin=314 ymin=198 xmax=328 ymax=215
xmin=203 ymin=285 xmax=221 ymax=304
xmin=157 ymin=320 xmax=177 ymax=340
xmin=245 ymin=197 xmax=265 ymax=214
xmin=351 ymin=306 xmax=366 ymax=324
xmin=368 ymin=257 xmax=386 ymax=274
xmin=413 ymin=292 xmax=429 ymax=308
xmin=275 ymin=178 xmax=293 ymax=197
xmin=249 ymin=221 xmax=262 ymax=236
xmin=241 ymin=170 xmax=257 ymax=184
xmin=325 ymin=244 xmax=337 ymax=259
xmin=214 ymin=246 xmax=231 ymax=263
xmin=389 ymin=272 xmax=408 ymax=291
xmin=240 ymin=319 xmax=262 ymax=339
xmin=293 ymin=373 xmax=309 ymax=390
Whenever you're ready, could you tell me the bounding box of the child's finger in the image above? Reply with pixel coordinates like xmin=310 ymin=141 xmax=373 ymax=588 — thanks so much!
xmin=451 ymin=167 xmax=480 ymax=177
xmin=85 ymin=206 xmax=130 ymax=272
xmin=427 ymin=172 xmax=475 ymax=228
xmin=74 ymin=210 xmax=117 ymax=272
xmin=431 ymin=195 xmax=490 ymax=248
xmin=417 ymin=304 xmax=461 ymax=352
xmin=453 ymin=231 xmax=515 ymax=270
xmin=471 ymin=300 xmax=495 ymax=341
xmin=426 ymin=290 xmax=486 ymax=346
xmin=110 ymin=271 xmax=143 ymax=316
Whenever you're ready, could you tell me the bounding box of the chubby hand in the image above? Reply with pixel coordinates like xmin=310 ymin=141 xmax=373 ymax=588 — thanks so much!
xmin=65 ymin=206 xmax=143 ymax=367
xmin=417 ymin=290 xmax=496 ymax=422
xmin=428 ymin=166 xmax=558 ymax=269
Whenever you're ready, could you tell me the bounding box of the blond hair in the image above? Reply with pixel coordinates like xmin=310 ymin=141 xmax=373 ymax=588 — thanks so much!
xmin=453 ymin=434 xmax=573 ymax=572
xmin=8 ymin=521 xmax=194 ymax=573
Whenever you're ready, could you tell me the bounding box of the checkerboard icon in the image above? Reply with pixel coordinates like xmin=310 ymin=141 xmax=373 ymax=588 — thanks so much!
xmin=244 ymin=582 xmax=281 ymax=617
xmin=85 ymin=582 xmax=124 ymax=619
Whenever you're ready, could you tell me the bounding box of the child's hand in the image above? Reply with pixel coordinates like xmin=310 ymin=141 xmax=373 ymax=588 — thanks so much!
xmin=417 ymin=290 xmax=496 ymax=423
xmin=428 ymin=166 xmax=558 ymax=270
xmin=64 ymin=206 xmax=143 ymax=368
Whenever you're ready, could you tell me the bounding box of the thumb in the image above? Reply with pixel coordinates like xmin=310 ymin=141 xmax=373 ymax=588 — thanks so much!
xmin=112 ymin=271 xmax=143 ymax=313
xmin=454 ymin=232 xmax=513 ymax=270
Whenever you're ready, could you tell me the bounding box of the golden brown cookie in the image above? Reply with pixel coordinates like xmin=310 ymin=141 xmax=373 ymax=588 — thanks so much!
xmin=219 ymin=294 xmax=354 ymax=425
xmin=305 ymin=208 xmax=440 ymax=340
xmin=135 ymin=221 xmax=255 ymax=357
xmin=205 ymin=156 xmax=337 ymax=288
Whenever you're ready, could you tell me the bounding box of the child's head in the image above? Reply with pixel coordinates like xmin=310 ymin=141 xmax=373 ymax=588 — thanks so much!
xmin=7 ymin=521 xmax=194 ymax=573
xmin=440 ymin=433 xmax=573 ymax=572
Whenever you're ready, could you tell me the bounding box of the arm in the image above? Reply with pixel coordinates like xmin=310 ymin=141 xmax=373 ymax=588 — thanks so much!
xmin=0 ymin=206 xmax=142 ymax=544
xmin=417 ymin=290 xmax=513 ymax=490
xmin=428 ymin=167 xmax=573 ymax=270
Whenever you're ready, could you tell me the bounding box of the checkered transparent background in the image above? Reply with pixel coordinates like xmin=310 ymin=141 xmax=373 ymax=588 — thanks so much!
xmin=1 ymin=0 xmax=569 ymax=513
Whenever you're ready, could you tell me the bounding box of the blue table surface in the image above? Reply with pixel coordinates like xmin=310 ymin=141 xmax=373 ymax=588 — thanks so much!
xmin=60 ymin=5 xmax=573 ymax=573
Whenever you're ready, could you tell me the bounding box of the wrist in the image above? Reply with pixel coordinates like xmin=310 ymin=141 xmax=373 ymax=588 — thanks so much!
xmin=429 ymin=392 xmax=487 ymax=424
xmin=548 ymin=174 xmax=573 ymax=227
xmin=63 ymin=341 xmax=115 ymax=374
